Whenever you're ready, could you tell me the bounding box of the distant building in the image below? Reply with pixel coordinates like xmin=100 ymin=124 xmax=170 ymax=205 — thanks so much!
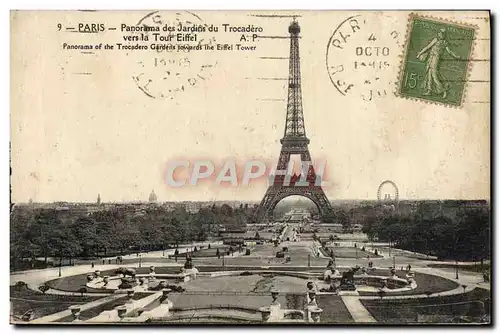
xmin=161 ymin=202 xmax=176 ymax=212
xmin=352 ymin=224 xmax=363 ymax=232
xmin=318 ymin=223 xmax=344 ymax=232
xmin=181 ymin=201 xmax=203 ymax=213
xmin=220 ymin=231 xmax=247 ymax=245
xmin=148 ymin=190 xmax=157 ymax=203
xmin=97 ymin=194 xmax=101 ymax=205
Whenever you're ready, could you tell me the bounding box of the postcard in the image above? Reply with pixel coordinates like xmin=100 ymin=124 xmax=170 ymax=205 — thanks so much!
xmin=10 ymin=10 xmax=491 ymax=325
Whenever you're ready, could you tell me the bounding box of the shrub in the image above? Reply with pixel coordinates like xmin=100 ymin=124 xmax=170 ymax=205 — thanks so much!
xmin=38 ymin=284 xmax=50 ymax=294
xmin=165 ymin=284 xmax=185 ymax=293
xmin=240 ymin=271 xmax=252 ymax=276
xmin=14 ymin=281 xmax=28 ymax=289
xmin=78 ymin=287 xmax=87 ymax=296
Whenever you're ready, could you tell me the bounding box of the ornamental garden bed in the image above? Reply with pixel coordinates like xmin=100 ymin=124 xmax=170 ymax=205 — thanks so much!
xmin=357 ymin=272 xmax=459 ymax=297
xmin=55 ymin=292 xmax=152 ymax=322
xmin=10 ymin=285 xmax=102 ymax=321
xmin=319 ymin=246 xmax=382 ymax=259
xmin=361 ymin=288 xmax=490 ymax=323
xmin=44 ymin=266 xmax=413 ymax=294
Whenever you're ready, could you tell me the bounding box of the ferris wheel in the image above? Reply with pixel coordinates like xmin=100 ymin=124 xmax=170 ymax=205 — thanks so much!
xmin=377 ymin=180 xmax=399 ymax=202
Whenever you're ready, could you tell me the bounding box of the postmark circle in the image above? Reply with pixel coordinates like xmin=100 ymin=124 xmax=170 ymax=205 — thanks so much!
xmin=130 ymin=11 xmax=218 ymax=100
xmin=326 ymin=13 xmax=404 ymax=102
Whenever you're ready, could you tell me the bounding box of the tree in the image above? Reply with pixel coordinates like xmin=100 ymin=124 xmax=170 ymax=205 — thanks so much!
xmin=337 ymin=210 xmax=352 ymax=231
xmin=10 ymin=214 xmax=39 ymax=270
xmin=220 ymin=204 xmax=233 ymax=216
xmin=360 ymin=205 xmax=490 ymax=261
xmin=50 ymin=227 xmax=82 ymax=267
xmin=197 ymin=228 xmax=208 ymax=241
xmin=38 ymin=284 xmax=50 ymax=294
xmin=167 ymin=217 xmax=187 ymax=247
xmin=71 ymin=217 xmax=98 ymax=257
xmin=322 ymin=212 xmax=336 ymax=224
xmin=29 ymin=210 xmax=62 ymax=265
xmin=78 ymin=287 xmax=87 ymax=296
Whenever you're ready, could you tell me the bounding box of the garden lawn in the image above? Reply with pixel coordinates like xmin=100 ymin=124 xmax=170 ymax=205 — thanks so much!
xmin=10 ymin=286 xmax=102 ymax=321
xmin=361 ymin=288 xmax=491 ymax=323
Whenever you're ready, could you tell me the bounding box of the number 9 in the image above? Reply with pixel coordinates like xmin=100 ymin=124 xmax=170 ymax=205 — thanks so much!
xmin=57 ymin=23 xmax=62 ymax=31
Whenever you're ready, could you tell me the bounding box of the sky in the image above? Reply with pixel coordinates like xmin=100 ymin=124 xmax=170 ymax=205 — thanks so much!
xmin=10 ymin=10 xmax=490 ymax=203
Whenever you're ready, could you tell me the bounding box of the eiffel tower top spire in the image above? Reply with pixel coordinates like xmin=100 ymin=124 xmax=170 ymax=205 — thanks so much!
xmin=283 ymin=19 xmax=307 ymax=141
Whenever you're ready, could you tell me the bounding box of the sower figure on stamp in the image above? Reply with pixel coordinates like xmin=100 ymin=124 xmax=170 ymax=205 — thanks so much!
xmin=417 ymin=28 xmax=461 ymax=99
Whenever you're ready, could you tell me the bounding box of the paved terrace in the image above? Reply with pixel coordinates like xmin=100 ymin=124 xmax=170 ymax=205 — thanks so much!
xmin=10 ymin=238 xmax=490 ymax=323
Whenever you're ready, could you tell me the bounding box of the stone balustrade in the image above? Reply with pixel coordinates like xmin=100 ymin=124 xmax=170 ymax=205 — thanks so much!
xmin=68 ymin=305 xmax=82 ymax=322
xmin=118 ymin=289 xmax=174 ymax=323
xmin=307 ymin=306 xmax=323 ymax=323
xmin=86 ymin=290 xmax=165 ymax=323
xmin=258 ymin=287 xmax=323 ymax=323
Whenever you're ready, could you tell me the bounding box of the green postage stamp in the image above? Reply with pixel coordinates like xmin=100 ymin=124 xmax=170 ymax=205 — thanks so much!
xmin=397 ymin=14 xmax=477 ymax=107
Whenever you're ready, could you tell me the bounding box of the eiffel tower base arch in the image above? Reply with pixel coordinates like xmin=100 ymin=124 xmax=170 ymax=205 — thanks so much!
xmin=253 ymin=186 xmax=332 ymax=223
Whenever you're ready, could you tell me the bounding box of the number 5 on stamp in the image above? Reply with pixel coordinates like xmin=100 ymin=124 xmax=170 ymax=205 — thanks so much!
xmin=397 ymin=14 xmax=477 ymax=107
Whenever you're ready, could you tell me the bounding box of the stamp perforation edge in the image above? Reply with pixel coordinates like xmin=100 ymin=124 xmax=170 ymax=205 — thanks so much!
xmin=394 ymin=12 xmax=485 ymax=109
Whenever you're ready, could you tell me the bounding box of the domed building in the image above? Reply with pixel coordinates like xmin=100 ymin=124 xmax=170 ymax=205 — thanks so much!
xmin=148 ymin=190 xmax=158 ymax=203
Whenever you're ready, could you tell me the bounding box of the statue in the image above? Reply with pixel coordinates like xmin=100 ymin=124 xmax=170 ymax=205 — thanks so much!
xmin=148 ymin=280 xmax=185 ymax=292
xmin=339 ymin=267 xmax=359 ymax=291
xmin=115 ymin=267 xmax=136 ymax=278
xmin=103 ymin=276 xmax=109 ymax=286
xmin=118 ymin=277 xmax=137 ymax=289
xmin=115 ymin=267 xmax=137 ymax=289
xmin=149 ymin=266 xmax=156 ymax=280
xmin=184 ymin=256 xmax=193 ymax=269
xmin=307 ymin=290 xmax=318 ymax=307
xmin=270 ymin=289 xmax=280 ymax=306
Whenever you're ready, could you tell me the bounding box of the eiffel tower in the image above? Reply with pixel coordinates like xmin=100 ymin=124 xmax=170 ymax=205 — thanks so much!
xmin=253 ymin=20 xmax=332 ymax=222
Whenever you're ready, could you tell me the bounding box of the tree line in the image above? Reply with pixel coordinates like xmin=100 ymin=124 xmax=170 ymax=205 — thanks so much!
xmin=361 ymin=206 xmax=490 ymax=261
xmin=10 ymin=203 xmax=252 ymax=271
